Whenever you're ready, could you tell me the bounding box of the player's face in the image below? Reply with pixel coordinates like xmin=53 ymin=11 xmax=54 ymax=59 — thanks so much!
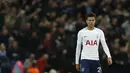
xmin=86 ymin=17 xmax=96 ymax=27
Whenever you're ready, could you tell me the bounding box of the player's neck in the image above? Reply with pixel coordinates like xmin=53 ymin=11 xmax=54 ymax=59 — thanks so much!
xmin=87 ymin=26 xmax=95 ymax=30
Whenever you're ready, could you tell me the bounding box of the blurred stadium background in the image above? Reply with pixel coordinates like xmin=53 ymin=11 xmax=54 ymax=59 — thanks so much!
xmin=0 ymin=0 xmax=130 ymax=73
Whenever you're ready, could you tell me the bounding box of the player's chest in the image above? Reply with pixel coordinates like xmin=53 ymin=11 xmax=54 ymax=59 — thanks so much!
xmin=82 ymin=31 xmax=100 ymax=40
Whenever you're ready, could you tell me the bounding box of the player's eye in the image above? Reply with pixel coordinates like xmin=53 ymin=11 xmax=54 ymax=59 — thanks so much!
xmin=89 ymin=20 xmax=94 ymax=21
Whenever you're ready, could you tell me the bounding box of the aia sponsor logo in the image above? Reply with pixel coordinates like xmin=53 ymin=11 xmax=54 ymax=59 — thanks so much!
xmin=86 ymin=40 xmax=97 ymax=46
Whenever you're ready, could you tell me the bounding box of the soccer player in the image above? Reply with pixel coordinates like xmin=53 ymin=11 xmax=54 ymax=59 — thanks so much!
xmin=75 ymin=12 xmax=112 ymax=73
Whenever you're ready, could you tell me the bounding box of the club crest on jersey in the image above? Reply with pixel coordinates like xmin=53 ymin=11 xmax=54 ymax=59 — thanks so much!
xmin=97 ymin=36 xmax=98 ymax=38
xmin=86 ymin=40 xmax=97 ymax=45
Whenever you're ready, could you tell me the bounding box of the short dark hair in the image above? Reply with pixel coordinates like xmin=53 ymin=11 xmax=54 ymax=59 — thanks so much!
xmin=86 ymin=12 xmax=96 ymax=19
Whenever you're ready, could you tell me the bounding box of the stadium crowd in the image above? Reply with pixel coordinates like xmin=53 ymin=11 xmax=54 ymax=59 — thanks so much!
xmin=0 ymin=0 xmax=130 ymax=73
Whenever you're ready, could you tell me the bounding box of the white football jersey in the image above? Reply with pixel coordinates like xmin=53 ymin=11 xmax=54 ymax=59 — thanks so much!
xmin=75 ymin=27 xmax=111 ymax=64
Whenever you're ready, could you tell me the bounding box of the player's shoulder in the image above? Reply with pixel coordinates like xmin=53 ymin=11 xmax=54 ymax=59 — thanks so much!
xmin=78 ymin=27 xmax=87 ymax=33
xmin=95 ymin=27 xmax=103 ymax=32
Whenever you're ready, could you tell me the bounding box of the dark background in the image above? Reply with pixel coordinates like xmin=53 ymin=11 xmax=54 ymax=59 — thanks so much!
xmin=0 ymin=0 xmax=130 ymax=73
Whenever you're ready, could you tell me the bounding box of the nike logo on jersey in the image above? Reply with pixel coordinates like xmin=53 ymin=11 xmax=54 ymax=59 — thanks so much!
xmin=84 ymin=36 xmax=88 ymax=38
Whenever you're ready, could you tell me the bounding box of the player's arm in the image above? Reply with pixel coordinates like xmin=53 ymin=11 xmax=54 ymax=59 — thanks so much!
xmin=75 ymin=31 xmax=82 ymax=71
xmin=100 ymin=30 xmax=112 ymax=65
xmin=75 ymin=31 xmax=82 ymax=64
xmin=100 ymin=30 xmax=111 ymax=58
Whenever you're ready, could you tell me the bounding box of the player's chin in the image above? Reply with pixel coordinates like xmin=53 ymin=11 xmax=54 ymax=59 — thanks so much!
xmin=88 ymin=24 xmax=94 ymax=27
